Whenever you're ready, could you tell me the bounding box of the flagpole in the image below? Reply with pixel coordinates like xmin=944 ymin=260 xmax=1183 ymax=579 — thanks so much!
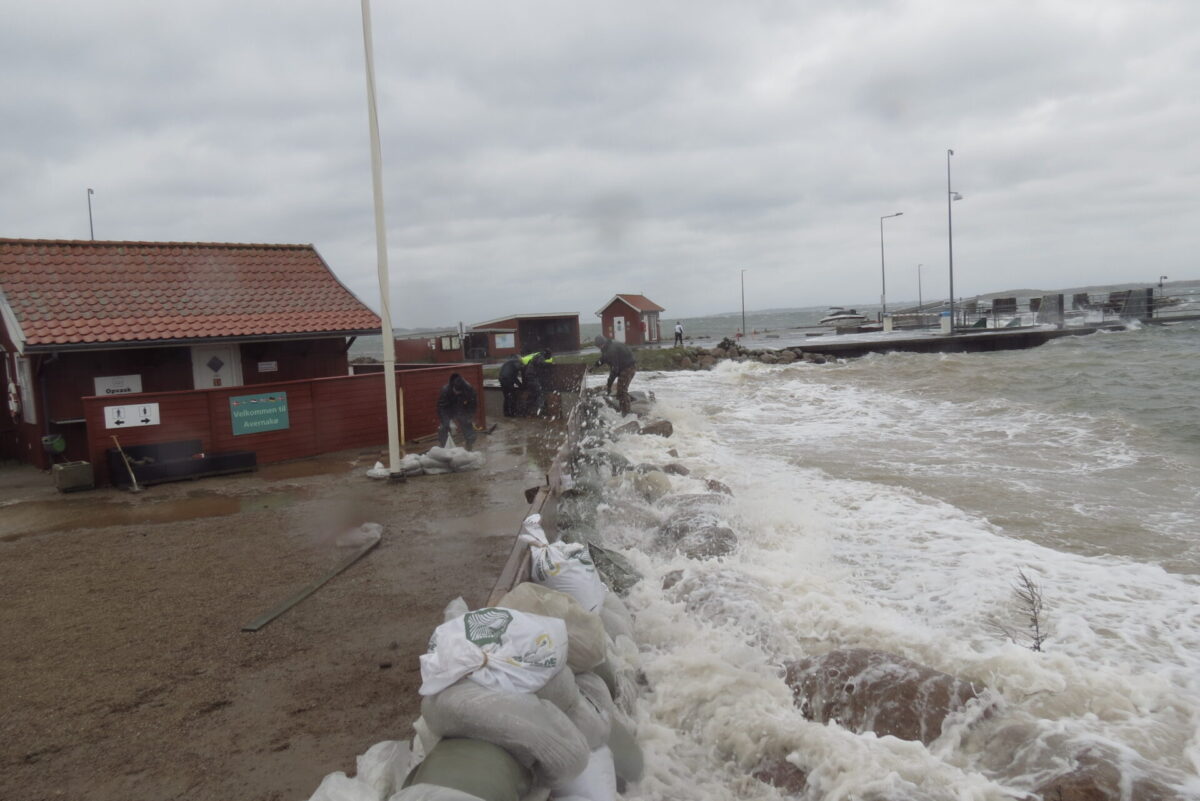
xmin=360 ymin=0 xmax=402 ymax=478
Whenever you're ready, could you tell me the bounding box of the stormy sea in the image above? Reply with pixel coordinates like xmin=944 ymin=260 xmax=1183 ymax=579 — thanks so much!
xmin=578 ymin=320 xmax=1200 ymax=799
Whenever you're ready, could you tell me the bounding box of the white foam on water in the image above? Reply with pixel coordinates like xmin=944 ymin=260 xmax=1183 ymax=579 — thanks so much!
xmin=588 ymin=361 xmax=1200 ymax=798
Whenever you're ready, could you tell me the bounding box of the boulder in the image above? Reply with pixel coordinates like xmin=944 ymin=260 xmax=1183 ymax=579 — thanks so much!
xmin=633 ymin=470 xmax=672 ymax=503
xmin=662 ymin=462 xmax=690 ymax=476
xmin=752 ymin=759 xmax=808 ymax=793
xmin=661 ymin=569 xmax=684 ymax=590
xmin=758 ymin=352 xmax=778 ymax=364
xmin=698 ymin=355 xmax=717 ymax=369
xmin=1033 ymin=745 xmax=1183 ymax=801
xmin=613 ymin=420 xmax=640 ymax=436
xmin=656 ymin=507 xmax=737 ymax=560
xmin=704 ymin=478 xmax=734 ymax=496
xmin=679 ymin=356 xmax=694 ymax=369
xmin=711 ymin=347 xmax=728 ymax=359
xmin=784 ymin=649 xmax=983 ymax=745
xmin=638 ymin=419 xmax=674 ymax=438
xmin=776 ymin=349 xmax=798 ymax=364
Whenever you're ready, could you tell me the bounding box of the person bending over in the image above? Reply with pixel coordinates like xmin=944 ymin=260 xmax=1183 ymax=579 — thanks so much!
xmin=436 ymin=373 xmax=478 ymax=449
xmin=594 ymin=335 xmax=637 ymax=416
xmin=498 ymin=354 xmax=523 ymax=417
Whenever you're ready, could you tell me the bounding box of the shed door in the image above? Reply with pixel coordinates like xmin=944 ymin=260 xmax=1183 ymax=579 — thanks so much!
xmin=613 ymin=316 xmax=626 ymax=343
xmin=191 ymin=345 xmax=243 ymax=389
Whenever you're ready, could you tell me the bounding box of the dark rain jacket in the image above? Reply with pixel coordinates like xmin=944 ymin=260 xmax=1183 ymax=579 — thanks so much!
xmin=597 ymin=340 xmax=636 ymax=389
xmin=437 ymin=374 xmax=477 ymax=416
xmin=498 ymin=356 xmax=523 ymax=387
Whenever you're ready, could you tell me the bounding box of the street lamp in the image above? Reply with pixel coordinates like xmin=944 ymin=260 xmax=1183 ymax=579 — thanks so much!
xmin=880 ymin=212 xmax=903 ymax=318
xmin=740 ymin=269 xmax=747 ymax=339
xmin=917 ymin=263 xmax=923 ymax=319
xmin=946 ymin=149 xmax=963 ymax=331
xmin=1158 ymin=275 xmax=1169 ymax=317
xmin=87 ymin=188 xmax=95 ymax=240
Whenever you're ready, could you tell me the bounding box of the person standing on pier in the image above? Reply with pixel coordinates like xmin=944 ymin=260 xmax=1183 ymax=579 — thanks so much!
xmin=594 ymin=335 xmax=637 ymax=416
xmin=436 ymin=373 xmax=478 ymax=449
xmin=674 ymin=321 xmax=684 ymax=347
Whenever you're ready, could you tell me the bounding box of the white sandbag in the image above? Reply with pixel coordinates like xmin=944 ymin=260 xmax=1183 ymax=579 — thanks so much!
xmin=499 ymin=583 xmax=607 ymax=672
xmin=419 ymin=455 xmax=448 ymax=471
xmin=449 ymin=451 xmax=485 ymax=471
xmin=518 ymin=515 xmax=607 ymax=613
xmin=533 ymin=667 xmax=609 ymax=750
xmin=366 ymin=461 xmax=391 ymax=479
xmin=442 ymin=597 xmax=469 ymax=623
xmin=423 ymin=466 xmax=452 ymax=475
xmin=606 ymin=716 xmax=644 ymax=784
xmin=597 ymin=595 xmax=634 ymax=643
xmin=389 ymin=785 xmax=487 ymax=801
xmin=573 ymin=673 xmax=615 ymax=721
xmin=307 ymin=771 xmax=376 ymax=801
xmin=420 ymin=607 xmax=568 ymax=696
xmin=421 ymin=679 xmax=589 ymax=788
xmin=551 ymin=746 xmax=616 ymax=801
xmin=425 ymin=446 xmax=456 ymax=463
xmin=357 ymin=740 xmax=411 ymax=799
xmin=337 ymin=522 xmax=383 ymax=548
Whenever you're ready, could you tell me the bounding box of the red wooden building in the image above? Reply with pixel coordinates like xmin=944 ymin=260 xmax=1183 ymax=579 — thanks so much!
xmin=466 ymin=313 xmax=580 ymax=360
xmin=595 ymin=294 xmax=665 ymax=345
xmin=0 ymin=239 xmax=478 ymax=473
xmin=393 ymin=330 xmax=466 ymax=364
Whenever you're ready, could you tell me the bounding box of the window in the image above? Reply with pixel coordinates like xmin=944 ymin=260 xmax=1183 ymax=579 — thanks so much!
xmin=439 ymin=336 xmax=461 ymax=351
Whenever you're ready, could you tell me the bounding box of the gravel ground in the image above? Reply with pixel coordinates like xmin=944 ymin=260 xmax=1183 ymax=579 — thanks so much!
xmin=0 ymin=418 xmax=561 ymax=801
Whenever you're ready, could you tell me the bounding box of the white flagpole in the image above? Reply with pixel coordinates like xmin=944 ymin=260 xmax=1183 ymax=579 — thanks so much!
xmin=360 ymin=0 xmax=402 ymax=477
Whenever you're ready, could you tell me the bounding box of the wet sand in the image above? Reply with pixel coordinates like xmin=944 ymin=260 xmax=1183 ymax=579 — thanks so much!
xmin=0 ymin=418 xmax=562 ymax=801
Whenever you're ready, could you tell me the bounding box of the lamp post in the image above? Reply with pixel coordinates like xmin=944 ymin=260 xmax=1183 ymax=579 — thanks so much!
xmin=879 ymin=212 xmax=903 ymax=319
xmin=740 ymin=269 xmax=747 ymax=339
xmin=87 ymin=188 xmax=95 ymax=240
xmin=1158 ymin=275 xmax=1169 ymax=317
xmin=946 ymin=149 xmax=963 ymax=331
xmin=917 ymin=263 xmax=923 ymax=320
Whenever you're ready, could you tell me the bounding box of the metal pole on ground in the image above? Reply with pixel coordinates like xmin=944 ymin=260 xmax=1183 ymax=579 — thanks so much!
xmin=87 ymin=188 xmax=95 ymax=240
xmin=879 ymin=212 xmax=902 ymax=319
xmin=947 ymin=149 xmax=963 ymax=333
xmin=740 ymin=269 xmax=747 ymax=339
xmin=360 ymin=0 xmax=403 ymax=478
xmin=917 ymin=263 xmax=923 ymax=324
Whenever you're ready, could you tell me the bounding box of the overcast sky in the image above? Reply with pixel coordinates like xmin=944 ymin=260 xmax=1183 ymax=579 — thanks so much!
xmin=3 ymin=1 xmax=1198 ymax=326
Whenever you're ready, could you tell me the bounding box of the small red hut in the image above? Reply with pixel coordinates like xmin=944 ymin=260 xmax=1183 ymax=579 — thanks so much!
xmin=595 ymin=294 xmax=665 ymax=345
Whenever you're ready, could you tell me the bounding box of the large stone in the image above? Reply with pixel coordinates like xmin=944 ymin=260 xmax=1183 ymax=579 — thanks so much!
xmin=662 ymin=462 xmax=690 ymax=476
xmin=679 ymin=356 xmax=694 ymax=369
xmin=656 ymin=507 xmax=737 ymax=560
xmin=759 ymin=352 xmax=778 ymax=364
xmin=775 ymin=349 xmax=798 ymax=363
xmin=633 ymin=470 xmax=672 ymax=503
xmin=698 ymin=355 xmax=717 ymax=369
xmin=784 ymin=649 xmax=983 ymax=745
xmin=638 ymin=419 xmax=674 ymax=438
xmin=704 ymin=478 xmax=734 ymax=496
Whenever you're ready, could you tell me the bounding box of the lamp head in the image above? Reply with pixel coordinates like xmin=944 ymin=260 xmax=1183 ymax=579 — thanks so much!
xmin=951 ymin=192 xmax=963 ymax=201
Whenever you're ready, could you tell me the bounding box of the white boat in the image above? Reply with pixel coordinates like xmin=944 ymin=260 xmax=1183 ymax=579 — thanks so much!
xmin=819 ymin=308 xmax=868 ymax=326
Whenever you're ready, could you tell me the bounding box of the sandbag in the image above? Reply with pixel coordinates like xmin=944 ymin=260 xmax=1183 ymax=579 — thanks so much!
xmin=551 ymin=746 xmax=616 ymax=801
xmin=606 ymin=716 xmax=644 ymax=784
xmin=421 ymin=679 xmax=589 ymax=788
xmin=357 ymin=740 xmax=411 ymax=799
xmin=533 ymin=667 xmax=609 ymax=750
xmin=499 ymin=583 xmax=607 ymax=672
xmin=402 ymin=738 xmax=530 ymax=801
xmin=390 ymin=786 xmax=486 ymax=801
xmin=420 ymin=607 xmax=568 ymax=696
xmin=597 ymin=594 xmax=634 ymax=642
xmin=519 ymin=514 xmax=607 ymax=613
xmin=307 ymin=771 xmax=375 ymax=801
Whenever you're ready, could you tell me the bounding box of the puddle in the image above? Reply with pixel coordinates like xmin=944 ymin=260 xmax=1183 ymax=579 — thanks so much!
xmin=0 ymin=489 xmax=312 ymax=542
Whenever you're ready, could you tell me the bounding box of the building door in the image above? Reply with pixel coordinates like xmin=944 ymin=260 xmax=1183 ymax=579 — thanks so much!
xmin=613 ymin=316 xmax=626 ymax=343
xmin=191 ymin=345 xmax=243 ymax=389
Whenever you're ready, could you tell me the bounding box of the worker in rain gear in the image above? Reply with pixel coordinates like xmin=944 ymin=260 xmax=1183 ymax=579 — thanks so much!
xmin=498 ymin=354 xmax=524 ymax=417
xmin=593 ymin=335 xmax=637 ymax=416
xmin=436 ymin=373 xmax=478 ymax=449
xmin=519 ymin=350 xmax=553 ymax=416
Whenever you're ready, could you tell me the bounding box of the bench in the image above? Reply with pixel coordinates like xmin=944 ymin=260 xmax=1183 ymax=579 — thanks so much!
xmin=106 ymin=439 xmax=256 ymax=487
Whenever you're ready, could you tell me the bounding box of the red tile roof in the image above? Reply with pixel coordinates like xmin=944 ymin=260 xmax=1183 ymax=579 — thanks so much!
xmin=595 ymin=293 xmax=665 ymax=316
xmin=0 ymin=239 xmax=381 ymax=350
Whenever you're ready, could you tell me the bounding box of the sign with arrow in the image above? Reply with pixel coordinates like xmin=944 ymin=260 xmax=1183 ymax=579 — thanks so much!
xmin=104 ymin=402 xmax=161 ymax=429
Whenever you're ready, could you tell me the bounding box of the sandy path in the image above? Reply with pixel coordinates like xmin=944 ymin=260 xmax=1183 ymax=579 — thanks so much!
xmin=1 ymin=419 xmax=560 ymax=801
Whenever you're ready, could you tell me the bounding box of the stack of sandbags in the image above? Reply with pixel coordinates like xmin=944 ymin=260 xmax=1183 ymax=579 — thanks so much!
xmin=519 ymin=515 xmax=606 ymax=613
xmin=418 ymin=446 xmax=485 ymax=475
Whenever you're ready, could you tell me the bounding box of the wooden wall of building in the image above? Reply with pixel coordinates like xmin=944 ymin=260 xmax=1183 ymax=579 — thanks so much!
xmin=80 ymin=364 xmax=484 ymax=486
